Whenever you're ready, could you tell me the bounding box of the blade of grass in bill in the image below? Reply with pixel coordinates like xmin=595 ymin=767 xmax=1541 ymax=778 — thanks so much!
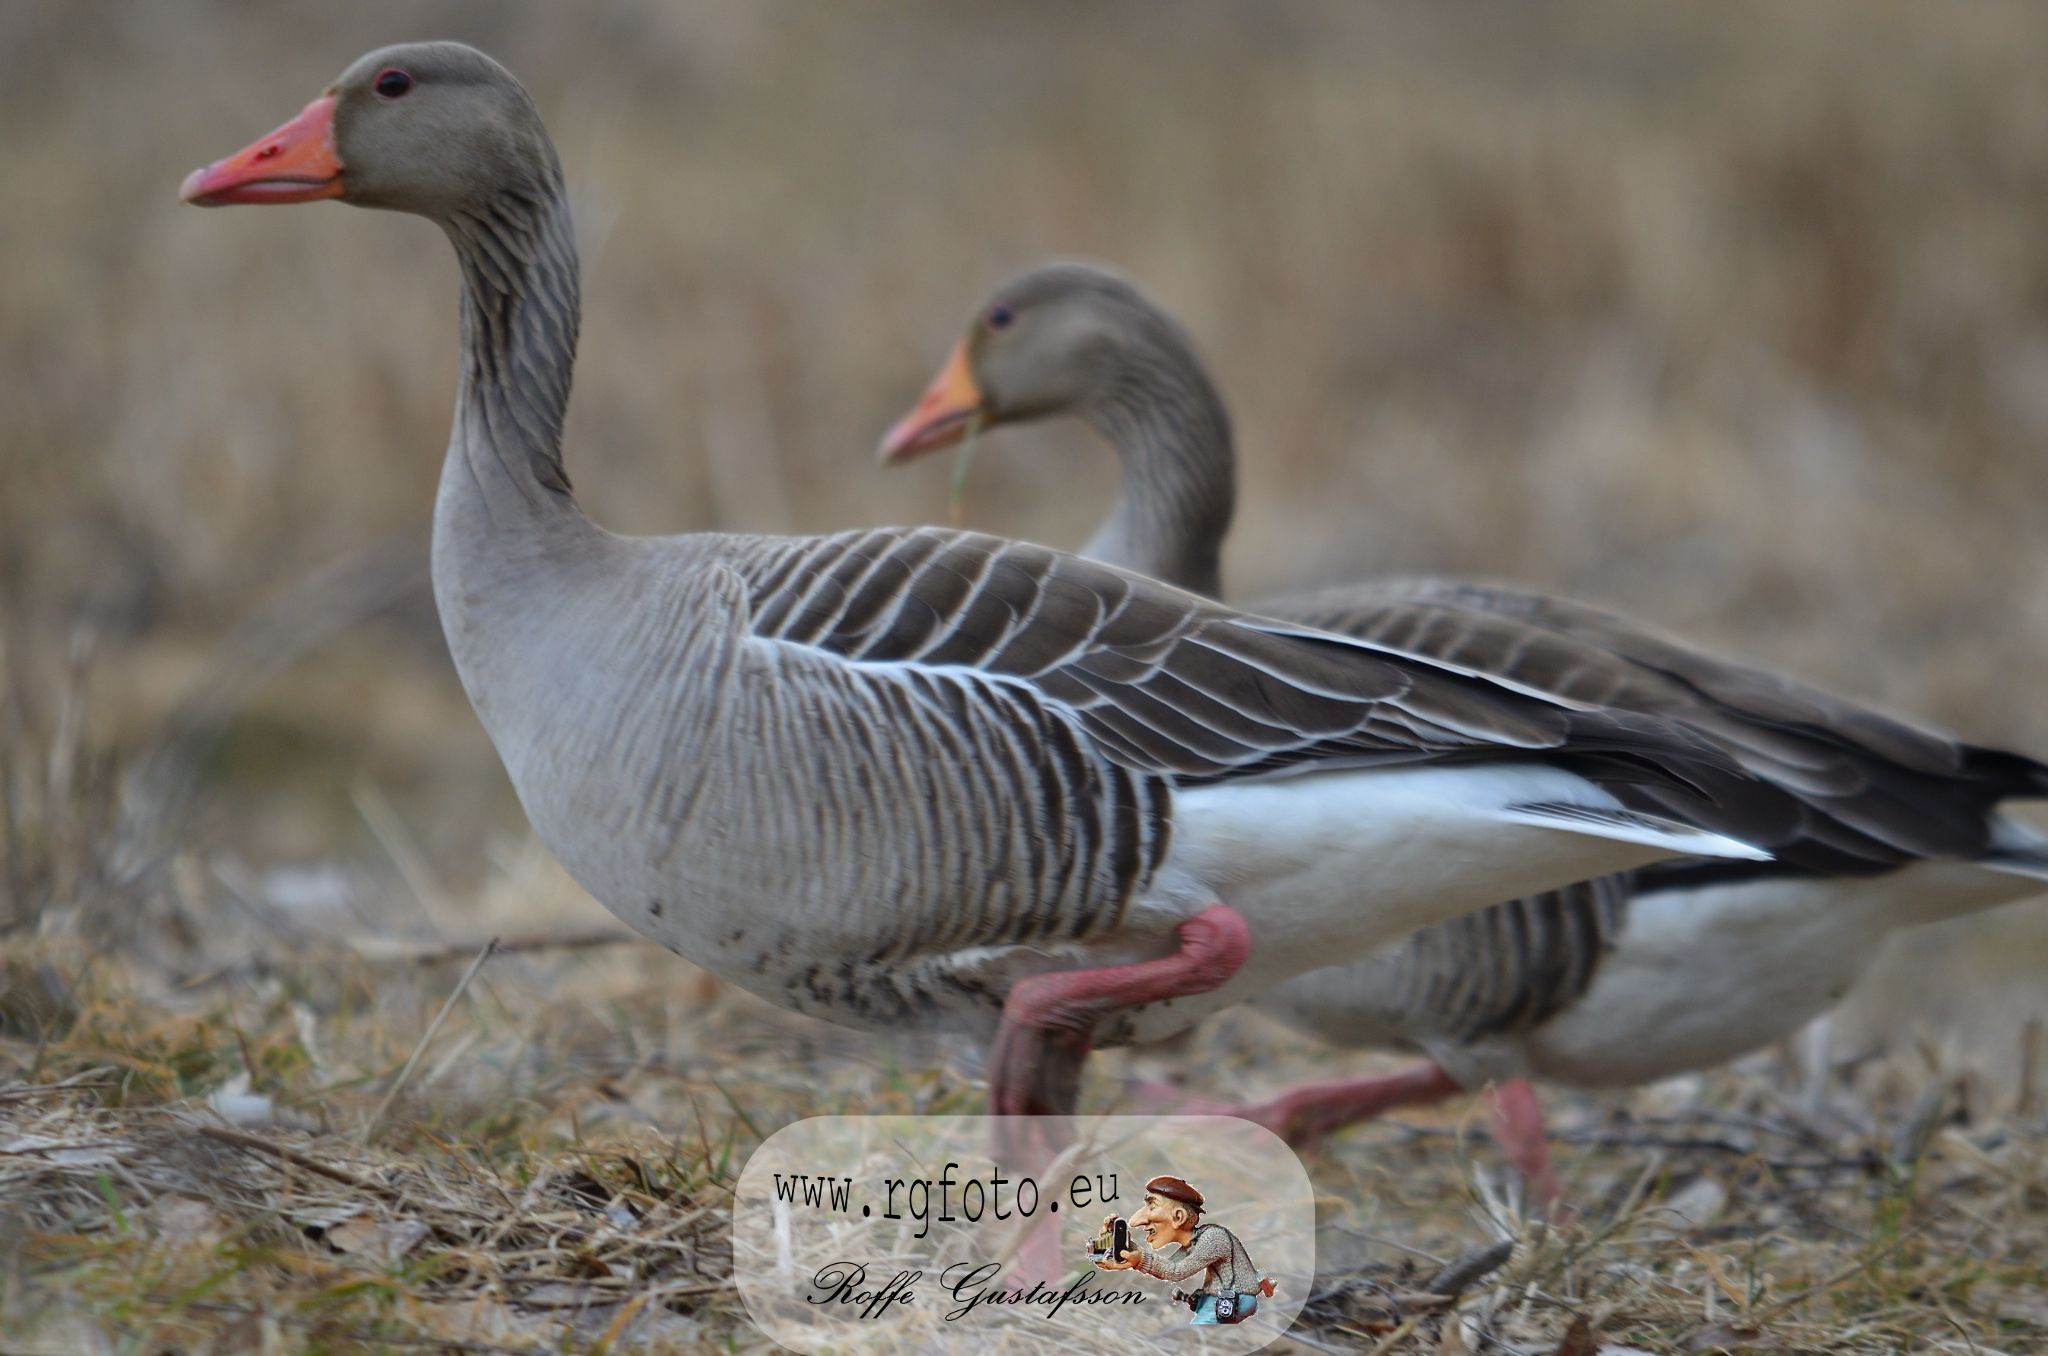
xmin=948 ymin=414 xmax=985 ymax=527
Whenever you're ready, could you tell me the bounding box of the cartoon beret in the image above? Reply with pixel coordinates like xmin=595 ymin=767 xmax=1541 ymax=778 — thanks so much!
xmin=1144 ymin=1175 xmax=1204 ymax=1210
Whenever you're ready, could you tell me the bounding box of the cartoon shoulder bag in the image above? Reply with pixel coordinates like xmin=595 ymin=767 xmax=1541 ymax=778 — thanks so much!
xmin=1185 ymin=1224 xmax=1276 ymax=1325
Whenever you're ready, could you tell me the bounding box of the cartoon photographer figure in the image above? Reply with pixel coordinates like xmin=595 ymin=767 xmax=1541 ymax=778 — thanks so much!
xmin=1091 ymin=1175 xmax=1277 ymax=1325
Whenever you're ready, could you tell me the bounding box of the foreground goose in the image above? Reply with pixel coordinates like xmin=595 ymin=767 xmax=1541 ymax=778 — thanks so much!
xmin=178 ymin=45 xmax=1794 ymax=1126
xmin=880 ymin=262 xmax=2048 ymax=1188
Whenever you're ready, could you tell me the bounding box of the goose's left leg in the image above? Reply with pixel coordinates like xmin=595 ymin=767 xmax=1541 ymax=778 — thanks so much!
xmin=1485 ymin=1077 xmax=1563 ymax=1209
xmin=1129 ymin=1065 xmax=1567 ymax=1211
xmin=988 ymin=903 xmax=1253 ymax=1117
xmin=1131 ymin=1063 xmax=1463 ymax=1142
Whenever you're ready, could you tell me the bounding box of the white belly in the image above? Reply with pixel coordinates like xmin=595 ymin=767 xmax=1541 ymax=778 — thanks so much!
xmin=1120 ymin=763 xmax=1748 ymax=1042
xmin=1524 ymin=860 xmax=2040 ymax=1087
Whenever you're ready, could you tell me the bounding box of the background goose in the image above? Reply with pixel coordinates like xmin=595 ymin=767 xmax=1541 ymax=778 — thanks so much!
xmin=177 ymin=45 xmax=1793 ymax=1131
xmin=880 ymin=261 xmax=2048 ymax=1195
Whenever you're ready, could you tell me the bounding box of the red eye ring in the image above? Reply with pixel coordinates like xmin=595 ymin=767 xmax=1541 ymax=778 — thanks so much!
xmin=374 ymin=68 xmax=414 ymax=99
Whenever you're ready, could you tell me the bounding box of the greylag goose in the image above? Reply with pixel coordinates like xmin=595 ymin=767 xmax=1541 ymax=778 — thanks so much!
xmin=879 ymin=262 xmax=2048 ymax=1193
xmin=178 ymin=45 xmax=1792 ymax=1129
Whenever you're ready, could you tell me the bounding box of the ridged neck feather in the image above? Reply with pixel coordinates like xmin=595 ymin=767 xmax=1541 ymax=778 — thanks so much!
xmin=444 ymin=175 xmax=581 ymax=515
xmin=1077 ymin=347 xmax=1236 ymax=600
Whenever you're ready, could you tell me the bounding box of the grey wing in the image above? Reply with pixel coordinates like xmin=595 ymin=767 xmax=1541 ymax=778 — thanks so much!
xmin=1257 ymin=576 xmax=2048 ymax=873
xmin=721 ymin=527 xmax=1780 ymax=830
xmin=708 ymin=555 xmax=1175 ymax=954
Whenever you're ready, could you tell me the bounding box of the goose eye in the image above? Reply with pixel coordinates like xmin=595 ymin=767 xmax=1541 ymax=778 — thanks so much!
xmin=986 ymin=304 xmax=1014 ymax=331
xmin=374 ymin=69 xmax=415 ymax=99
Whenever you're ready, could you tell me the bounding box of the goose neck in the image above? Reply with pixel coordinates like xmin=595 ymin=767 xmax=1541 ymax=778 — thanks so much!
xmin=443 ymin=182 xmax=583 ymax=521
xmin=1079 ymin=363 xmax=1236 ymax=599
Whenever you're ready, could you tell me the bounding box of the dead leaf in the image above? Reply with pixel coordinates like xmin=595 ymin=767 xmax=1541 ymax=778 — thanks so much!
xmin=1654 ymin=1176 xmax=1728 ymax=1234
xmin=296 ymin=1202 xmax=369 ymax=1233
xmin=0 ymin=1135 xmax=120 ymax=1167
xmin=207 ymin=1073 xmax=276 ymax=1127
xmin=519 ymin=1281 xmax=622 ymax=1308
xmin=1554 ymin=1315 xmax=1600 ymax=1356
xmin=196 ymin=1309 xmax=281 ymax=1356
xmin=326 ymin=1213 xmax=428 ymax=1265
xmin=1682 ymin=1321 xmax=1772 ymax=1353
xmin=141 ymin=1193 xmax=230 ymax=1243
xmin=417 ymin=1295 xmax=562 ymax=1344
xmin=1987 ymin=1286 xmax=2048 ymax=1329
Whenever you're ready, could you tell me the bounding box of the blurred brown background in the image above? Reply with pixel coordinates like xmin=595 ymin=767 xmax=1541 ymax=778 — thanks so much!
xmin=4 ymin=1 xmax=2045 ymax=1067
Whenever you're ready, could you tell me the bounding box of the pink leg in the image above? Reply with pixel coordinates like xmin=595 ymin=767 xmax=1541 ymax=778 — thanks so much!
xmin=989 ymin=905 xmax=1251 ymax=1285
xmin=1131 ymin=1061 xmax=1463 ymax=1145
xmin=1125 ymin=1079 xmax=1240 ymax=1117
xmin=998 ymin=1212 xmax=1070 ymax=1289
xmin=1242 ymin=1063 xmax=1464 ymax=1143
xmin=989 ymin=903 xmax=1253 ymax=1118
xmin=1134 ymin=1064 xmax=1569 ymax=1211
xmin=1484 ymin=1077 xmax=1564 ymax=1211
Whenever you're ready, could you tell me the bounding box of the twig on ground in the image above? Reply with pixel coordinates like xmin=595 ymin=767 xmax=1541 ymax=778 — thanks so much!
xmin=191 ymin=1122 xmax=401 ymax=1199
xmin=362 ymin=937 xmax=497 ymax=1141
xmin=1362 ymin=1317 xmax=1419 ymax=1355
xmin=2017 ymin=1018 xmax=2040 ymax=1119
xmin=1378 ymin=1119 xmax=1879 ymax=1172
xmin=1428 ymin=1238 xmax=1517 ymax=1295
xmin=0 ymin=1070 xmax=114 ymax=1101
xmin=1272 ymin=1326 xmax=1355 ymax=1355
xmin=349 ymin=929 xmax=639 ymax=963
xmin=144 ymin=1297 xmax=548 ymax=1355
xmin=1744 ymin=1236 xmax=1912 ymax=1326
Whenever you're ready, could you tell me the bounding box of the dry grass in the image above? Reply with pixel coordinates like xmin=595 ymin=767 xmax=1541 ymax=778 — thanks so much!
xmin=5 ymin=0 xmax=2048 ymax=1350
xmin=2 ymin=920 xmax=2044 ymax=1353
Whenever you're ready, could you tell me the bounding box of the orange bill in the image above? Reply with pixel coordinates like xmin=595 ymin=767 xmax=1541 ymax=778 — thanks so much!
xmin=878 ymin=339 xmax=984 ymax=464
xmin=181 ymin=96 xmax=344 ymax=206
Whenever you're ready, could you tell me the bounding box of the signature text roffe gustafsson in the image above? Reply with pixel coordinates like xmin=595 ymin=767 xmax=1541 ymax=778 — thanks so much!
xmin=807 ymin=1260 xmax=1145 ymax=1322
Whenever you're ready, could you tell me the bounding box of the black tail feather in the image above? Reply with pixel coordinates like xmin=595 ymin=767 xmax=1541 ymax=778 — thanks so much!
xmin=1961 ymin=744 xmax=2048 ymax=801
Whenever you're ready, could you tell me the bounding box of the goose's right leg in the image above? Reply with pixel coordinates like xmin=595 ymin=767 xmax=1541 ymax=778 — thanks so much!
xmin=987 ymin=903 xmax=1251 ymax=1285
xmin=988 ymin=903 xmax=1252 ymax=1118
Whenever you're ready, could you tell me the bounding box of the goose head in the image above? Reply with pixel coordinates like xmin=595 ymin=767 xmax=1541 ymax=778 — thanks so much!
xmin=180 ymin=41 xmax=557 ymax=220
xmin=880 ymin=262 xmax=1197 ymax=463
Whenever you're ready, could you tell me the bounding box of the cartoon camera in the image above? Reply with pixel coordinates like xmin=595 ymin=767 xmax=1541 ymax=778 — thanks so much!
xmin=1086 ymin=1215 xmax=1130 ymax=1264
